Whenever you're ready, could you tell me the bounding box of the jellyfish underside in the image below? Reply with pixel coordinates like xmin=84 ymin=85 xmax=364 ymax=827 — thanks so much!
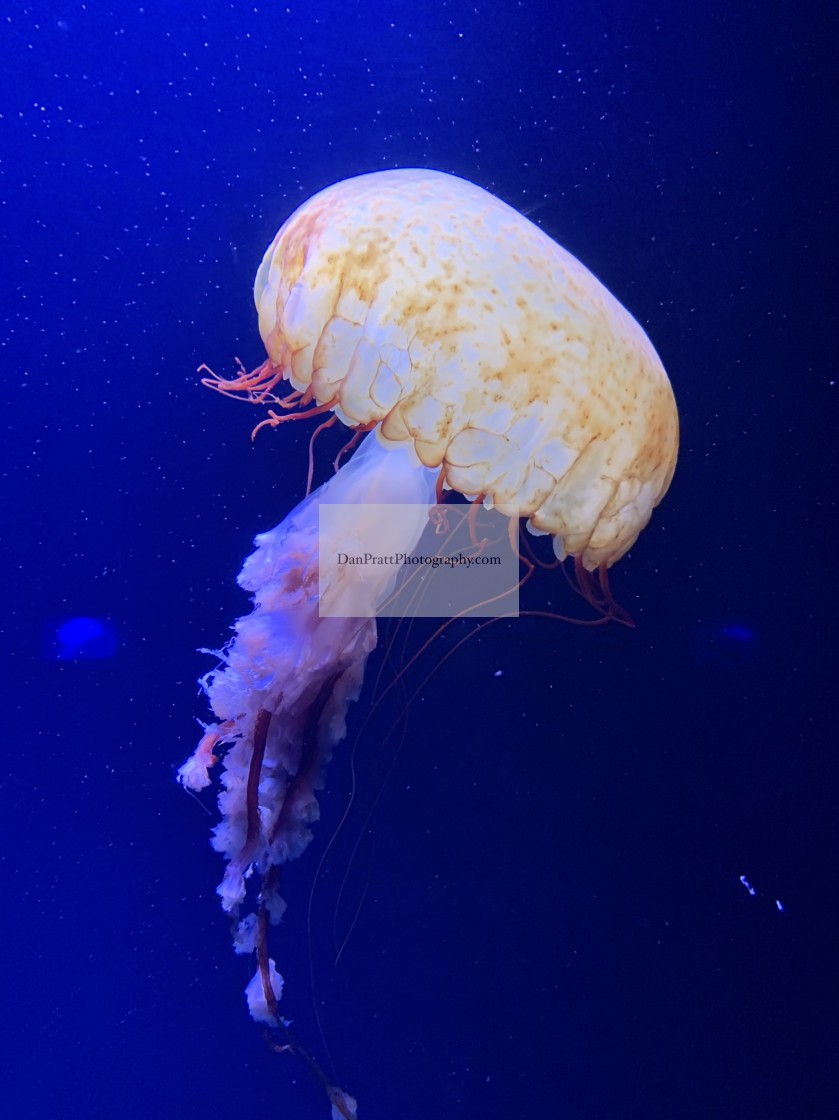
xmin=179 ymin=168 xmax=678 ymax=1116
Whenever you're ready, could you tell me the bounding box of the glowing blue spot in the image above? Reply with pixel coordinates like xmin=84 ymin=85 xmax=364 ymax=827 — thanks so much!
xmin=43 ymin=616 xmax=118 ymax=660
xmin=721 ymin=624 xmax=754 ymax=642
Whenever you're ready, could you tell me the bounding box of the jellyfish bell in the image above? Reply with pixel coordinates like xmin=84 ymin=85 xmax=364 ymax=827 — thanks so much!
xmin=238 ymin=167 xmax=677 ymax=569
xmin=181 ymin=168 xmax=678 ymax=1115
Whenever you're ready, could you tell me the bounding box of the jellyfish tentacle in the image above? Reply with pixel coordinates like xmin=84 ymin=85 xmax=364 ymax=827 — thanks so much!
xmin=246 ymin=709 xmax=271 ymax=846
xmin=251 ymin=396 xmax=339 ymax=440
xmin=268 ymin=673 xmax=342 ymax=850
xmin=466 ymin=493 xmax=489 ymax=549
xmin=569 ymin=556 xmax=635 ymax=627
xmin=333 ymin=421 xmax=376 ymax=473
xmin=200 ymin=357 xmax=288 ymax=404
xmin=306 ymin=414 xmax=339 ymax=497
xmin=253 ymin=889 xmax=357 ymax=1120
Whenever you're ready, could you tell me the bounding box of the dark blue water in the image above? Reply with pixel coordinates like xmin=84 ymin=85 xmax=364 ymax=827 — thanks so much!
xmin=2 ymin=2 xmax=836 ymax=1118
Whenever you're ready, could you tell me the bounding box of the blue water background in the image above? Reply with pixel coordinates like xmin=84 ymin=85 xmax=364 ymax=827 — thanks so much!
xmin=1 ymin=2 xmax=836 ymax=1118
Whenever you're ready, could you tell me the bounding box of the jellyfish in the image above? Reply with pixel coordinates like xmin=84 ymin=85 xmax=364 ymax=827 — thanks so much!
xmin=179 ymin=168 xmax=678 ymax=1116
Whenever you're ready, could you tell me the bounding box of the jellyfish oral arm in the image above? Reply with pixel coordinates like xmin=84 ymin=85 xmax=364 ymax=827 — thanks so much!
xmin=178 ymin=434 xmax=437 ymax=1013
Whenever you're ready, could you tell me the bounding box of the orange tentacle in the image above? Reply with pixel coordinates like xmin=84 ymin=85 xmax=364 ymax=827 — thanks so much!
xmin=306 ymin=415 xmax=338 ymax=497
xmin=200 ymin=358 xmax=288 ymax=404
xmin=250 ymin=397 xmax=340 ymax=441
xmin=333 ymin=422 xmax=376 ymax=473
